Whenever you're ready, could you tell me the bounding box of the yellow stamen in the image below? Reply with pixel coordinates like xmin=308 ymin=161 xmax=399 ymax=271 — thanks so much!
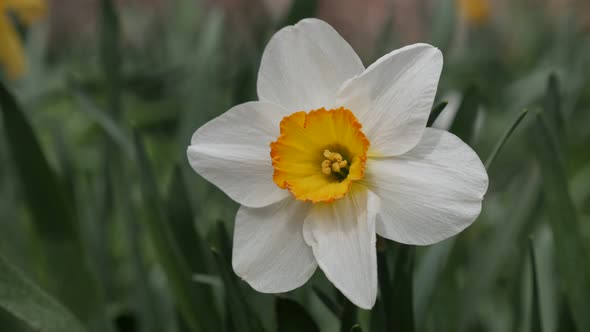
xmin=332 ymin=163 xmax=340 ymax=172
xmin=321 ymin=149 xmax=350 ymax=175
xmin=323 ymin=149 xmax=344 ymax=162
xmin=321 ymin=160 xmax=332 ymax=175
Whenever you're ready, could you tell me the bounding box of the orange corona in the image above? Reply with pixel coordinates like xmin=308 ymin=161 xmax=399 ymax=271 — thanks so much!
xmin=270 ymin=107 xmax=369 ymax=203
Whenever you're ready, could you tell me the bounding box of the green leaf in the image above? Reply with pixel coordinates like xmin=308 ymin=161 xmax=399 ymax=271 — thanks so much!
xmin=0 ymin=255 xmax=87 ymax=332
xmin=276 ymin=298 xmax=320 ymax=332
xmin=533 ymin=112 xmax=590 ymax=332
xmin=0 ymin=83 xmax=112 ymax=332
xmin=350 ymin=325 xmax=363 ymax=332
xmin=0 ymin=85 xmax=72 ymax=264
xmin=528 ymin=238 xmax=542 ymax=332
xmin=339 ymin=299 xmax=358 ymax=332
xmin=485 ymin=109 xmax=529 ymax=170
xmin=312 ymin=285 xmax=342 ymax=318
xmin=376 ymin=242 xmax=393 ymax=332
xmin=427 ymin=100 xmax=448 ymax=127
xmin=369 ymin=298 xmax=386 ymax=332
xmin=0 ymin=308 xmax=33 ymax=332
xmin=211 ymin=248 xmax=265 ymax=332
xmin=391 ymin=244 xmax=415 ymax=332
xmin=133 ymin=132 xmax=221 ymax=332
xmin=78 ymin=151 xmax=114 ymax=298
xmin=449 ymin=86 xmax=479 ymax=144
xmin=556 ymin=300 xmax=577 ymax=332
xmin=165 ymin=167 xmax=219 ymax=330
xmin=191 ymin=274 xmax=222 ymax=288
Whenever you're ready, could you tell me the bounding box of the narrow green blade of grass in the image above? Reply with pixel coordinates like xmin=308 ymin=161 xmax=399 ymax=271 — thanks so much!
xmin=534 ymin=113 xmax=590 ymax=332
xmin=214 ymin=220 xmax=233 ymax=263
xmin=211 ymin=248 xmax=265 ymax=332
xmin=449 ymin=86 xmax=479 ymax=144
xmin=276 ymin=298 xmax=320 ymax=332
xmin=0 ymin=307 xmax=34 ymax=332
xmin=112 ymin=166 xmax=166 ymax=332
xmin=508 ymin=253 xmax=527 ymax=332
xmin=0 ymin=83 xmax=112 ymax=332
xmin=0 ymin=255 xmax=87 ymax=332
xmin=457 ymin=169 xmax=542 ymax=331
xmin=485 ymin=109 xmax=529 ymax=170
xmin=133 ymin=133 xmax=221 ymax=332
xmin=543 ymin=74 xmax=565 ymax=145
xmin=427 ymin=100 xmax=448 ymax=127
xmin=391 ymin=244 xmax=416 ymax=332
xmin=528 ymin=238 xmax=542 ymax=332
xmin=414 ymin=238 xmax=454 ymax=327
xmin=70 ymin=87 xmax=133 ymax=157
xmin=166 ymin=166 xmax=212 ymax=273
xmin=100 ymin=0 xmax=121 ymax=116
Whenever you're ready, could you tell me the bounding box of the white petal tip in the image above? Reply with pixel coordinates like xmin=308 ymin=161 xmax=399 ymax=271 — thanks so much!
xmin=352 ymin=296 xmax=377 ymax=310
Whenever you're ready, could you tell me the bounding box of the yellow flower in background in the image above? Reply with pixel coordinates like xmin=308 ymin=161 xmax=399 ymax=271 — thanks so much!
xmin=0 ymin=0 xmax=47 ymax=79
xmin=457 ymin=0 xmax=490 ymax=25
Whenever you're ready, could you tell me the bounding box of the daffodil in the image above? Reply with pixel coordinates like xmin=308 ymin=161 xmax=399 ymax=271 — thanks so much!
xmin=187 ymin=18 xmax=488 ymax=309
xmin=0 ymin=0 xmax=47 ymax=79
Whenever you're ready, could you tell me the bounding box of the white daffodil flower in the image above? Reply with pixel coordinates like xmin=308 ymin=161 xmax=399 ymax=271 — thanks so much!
xmin=187 ymin=18 xmax=488 ymax=309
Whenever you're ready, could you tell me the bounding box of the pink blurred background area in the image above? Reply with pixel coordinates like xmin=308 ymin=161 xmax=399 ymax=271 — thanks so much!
xmin=46 ymin=0 xmax=589 ymax=55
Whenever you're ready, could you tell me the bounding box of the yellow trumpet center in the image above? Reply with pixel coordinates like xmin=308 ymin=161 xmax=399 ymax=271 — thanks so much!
xmin=270 ymin=107 xmax=369 ymax=203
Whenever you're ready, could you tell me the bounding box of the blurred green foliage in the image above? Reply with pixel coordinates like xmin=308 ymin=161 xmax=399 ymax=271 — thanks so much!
xmin=1 ymin=0 xmax=590 ymax=331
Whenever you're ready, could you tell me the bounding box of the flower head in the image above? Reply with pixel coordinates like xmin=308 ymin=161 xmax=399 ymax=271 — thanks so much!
xmin=0 ymin=0 xmax=47 ymax=79
xmin=187 ymin=18 xmax=488 ymax=309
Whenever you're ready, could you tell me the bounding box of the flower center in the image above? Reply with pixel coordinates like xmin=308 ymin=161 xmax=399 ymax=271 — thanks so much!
xmin=321 ymin=149 xmax=349 ymax=178
xmin=270 ymin=107 xmax=369 ymax=203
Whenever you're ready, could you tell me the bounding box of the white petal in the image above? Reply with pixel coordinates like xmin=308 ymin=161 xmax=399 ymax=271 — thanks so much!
xmin=362 ymin=128 xmax=488 ymax=245
xmin=257 ymin=18 xmax=364 ymax=113
xmin=232 ymin=198 xmax=317 ymax=293
xmin=337 ymin=43 xmax=443 ymax=156
xmin=303 ymin=188 xmax=380 ymax=309
xmin=187 ymin=101 xmax=290 ymax=208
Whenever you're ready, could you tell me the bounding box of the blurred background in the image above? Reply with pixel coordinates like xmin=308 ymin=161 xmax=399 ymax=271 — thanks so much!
xmin=1 ymin=0 xmax=589 ymax=331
